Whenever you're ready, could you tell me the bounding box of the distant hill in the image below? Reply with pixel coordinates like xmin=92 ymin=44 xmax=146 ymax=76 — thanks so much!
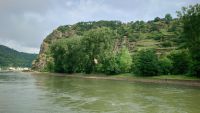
xmin=0 ymin=45 xmax=37 ymax=67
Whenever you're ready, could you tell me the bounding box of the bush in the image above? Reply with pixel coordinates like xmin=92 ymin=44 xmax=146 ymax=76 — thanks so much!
xmin=50 ymin=41 xmax=66 ymax=73
xmin=190 ymin=60 xmax=200 ymax=77
xmin=158 ymin=57 xmax=172 ymax=75
xmin=101 ymin=47 xmax=132 ymax=75
xmin=81 ymin=27 xmax=117 ymax=74
xmin=101 ymin=52 xmax=120 ymax=75
xmin=134 ymin=49 xmax=159 ymax=76
xmin=154 ymin=17 xmax=161 ymax=22
xmin=45 ymin=58 xmax=55 ymax=72
xmin=178 ymin=4 xmax=200 ymax=77
xmin=161 ymin=41 xmax=173 ymax=47
xmin=50 ymin=36 xmax=82 ymax=73
xmin=116 ymin=47 xmax=133 ymax=73
xmin=149 ymin=31 xmax=163 ymax=40
xmin=168 ymin=50 xmax=191 ymax=75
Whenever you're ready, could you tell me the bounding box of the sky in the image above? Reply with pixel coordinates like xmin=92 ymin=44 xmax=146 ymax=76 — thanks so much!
xmin=0 ymin=0 xmax=199 ymax=53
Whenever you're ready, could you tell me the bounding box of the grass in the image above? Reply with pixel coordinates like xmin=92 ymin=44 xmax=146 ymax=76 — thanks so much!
xmin=136 ymin=39 xmax=159 ymax=47
xmin=32 ymin=71 xmax=199 ymax=81
xmin=151 ymin=75 xmax=199 ymax=80
xmin=114 ymin=73 xmax=199 ymax=81
xmin=36 ymin=71 xmax=200 ymax=81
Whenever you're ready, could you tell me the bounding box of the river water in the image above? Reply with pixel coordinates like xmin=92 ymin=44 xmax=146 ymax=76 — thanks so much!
xmin=0 ymin=72 xmax=199 ymax=113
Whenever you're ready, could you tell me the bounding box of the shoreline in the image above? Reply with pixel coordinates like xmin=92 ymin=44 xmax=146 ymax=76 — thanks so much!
xmin=29 ymin=72 xmax=200 ymax=87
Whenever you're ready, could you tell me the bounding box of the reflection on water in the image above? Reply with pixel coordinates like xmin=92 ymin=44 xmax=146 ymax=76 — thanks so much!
xmin=0 ymin=72 xmax=200 ymax=113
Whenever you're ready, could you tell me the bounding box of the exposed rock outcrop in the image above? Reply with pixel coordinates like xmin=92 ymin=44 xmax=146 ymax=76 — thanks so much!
xmin=32 ymin=28 xmax=74 ymax=71
xmin=32 ymin=20 xmax=180 ymax=71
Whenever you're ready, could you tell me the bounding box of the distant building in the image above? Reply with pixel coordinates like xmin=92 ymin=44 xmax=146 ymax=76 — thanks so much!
xmin=5 ymin=67 xmax=30 ymax=71
xmin=9 ymin=67 xmax=15 ymax=71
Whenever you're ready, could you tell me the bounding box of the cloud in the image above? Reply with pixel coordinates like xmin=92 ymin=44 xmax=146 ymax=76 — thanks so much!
xmin=0 ymin=0 xmax=199 ymax=53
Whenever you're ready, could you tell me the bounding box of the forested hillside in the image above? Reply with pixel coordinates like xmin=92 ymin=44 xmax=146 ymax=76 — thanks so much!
xmin=0 ymin=45 xmax=37 ymax=67
xmin=33 ymin=14 xmax=182 ymax=71
xmin=33 ymin=4 xmax=200 ymax=77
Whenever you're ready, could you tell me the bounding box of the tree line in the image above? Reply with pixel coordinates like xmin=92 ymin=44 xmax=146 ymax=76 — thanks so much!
xmin=44 ymin=4 xmax=200 ymax=78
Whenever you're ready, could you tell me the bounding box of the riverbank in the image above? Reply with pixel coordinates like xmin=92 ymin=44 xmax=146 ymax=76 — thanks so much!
xmin=30 ymin=72 xmax=200 ymax=87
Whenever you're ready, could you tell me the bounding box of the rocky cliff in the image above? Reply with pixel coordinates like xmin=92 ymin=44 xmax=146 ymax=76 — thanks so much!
xmin=32 ymin=26 xmax=75 ymax=71
xmin=33 ymin=20 xmax=181 ymax=71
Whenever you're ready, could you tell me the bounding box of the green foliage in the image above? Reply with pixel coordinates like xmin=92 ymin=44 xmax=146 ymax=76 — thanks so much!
xmin=57 ymin=25 xmax=71 ymax=33
xmin=0 ymin=45 xmax=37 ymax=67
xmin=134 ymin=49 xmax=159 ymax=76
xmin=116 ymin=47 xmax=133 ymax=73
xmin=62 ymin=36 xmax=83 ymax=73
xmin=50 ymin=36 xmax=83 ymax=73
xmin=39 ymin=6 xmax=197 ymax=77
xmin=129 ymin=21 xmax=146 ymax=32
xmin=74 ymin=21 xmax=122 ymax=35
xmin=50 ymin=40 xmax=66 ymax=73
xmin=158 ymin=57 xmax=173 ymax=75
xmin=81 ymin=27 xmax=117 ymax=73
xmin=101 ymin=52 xmax=120 ymax=75
xmin=168 ymin=50 xmax=191 ymax=75
xmin=49 ymin=27 xmax=117 ymax=74
xmin=178 ymin=4 xmax=200 ymax=77
xmin=48 ymin=27 xmax=134 ymax=75
xmin=149 ymin=31 xmax=164 ymax=40
xmin=164 ymin=14 xmax=173 ymax=24
xmin=45 ymin=58 xmax=55 ymax=72
xmin=161 ymin=41 xmax=173 ymax=47
xmin=100 ymin=47 xmax=132 ymax=75
xmin=154 ymin=17 xmax=161 ymax=22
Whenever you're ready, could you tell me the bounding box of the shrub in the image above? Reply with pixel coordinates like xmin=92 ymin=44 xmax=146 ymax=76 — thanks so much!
xmin=158 ymin=57 xmax=172 ymax=75
xmin=116 ymin=47 xmax=133 ymax=73
xmin=101 ymin=47 xmax=132 ymax=75
xmin=45 ymin=58 xmax=55 ymax=72
xmin=50 ymin=41 xmax=66 ymax=73
xmin=50 ymin=36 xmax=82 ymax=73
xmin=134 ymin=49 xmax=159 ymax=76
xmin=101 ymin=52 xmax=120 ymax=75
xmin=178 ymin=4 xmax=200 ymax=77
xmin=81 ymin=27 xmax=117 ymax=74
xmin=161 ymin=41 xmax=173 ymax=47
xmin=168 ymin=50 xmax=191 ymax=75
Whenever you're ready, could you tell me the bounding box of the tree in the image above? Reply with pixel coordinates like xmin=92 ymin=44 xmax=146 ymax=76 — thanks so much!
xmin=177 ymin=4 xmax=200 ymax=77
xmin=50 ymin=40 xmax=66 ymax=73
xmin=100 ymin=47 xmax=132 ymax=75
xmin=81 ymin=27 xmax=117 ymax=74
xmin=62 ymin=36 xmax=82 ymax=73
xmin=101 ymin=52 xmax=120 ymax=75
xmin=154 ymin=17 xmax=161 ymax=22
xmin=116 ymin=47 xmax=132 ymax=73
xmin=134 ymin=49 xmax=159 ymax=76
xmin=50 ymin=36 xmax=83 ymax=73
xmin=168 ymin=50 xmax=190 ymax=75
xmin=164 ymin=14 xmax=173 ymax=24
xmin=158 ymin=57 xmax=172 ymax=75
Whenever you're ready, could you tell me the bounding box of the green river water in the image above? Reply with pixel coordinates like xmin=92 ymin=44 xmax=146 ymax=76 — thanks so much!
xmin=0 ymin=72 xmax=199 ymax=113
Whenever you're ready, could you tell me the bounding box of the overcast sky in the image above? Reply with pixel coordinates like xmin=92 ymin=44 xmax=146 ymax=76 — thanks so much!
xmin=0 ymin=0 xmax=199 ymax=53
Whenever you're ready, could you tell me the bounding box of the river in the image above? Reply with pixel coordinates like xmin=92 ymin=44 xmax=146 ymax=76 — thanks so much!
xmin=0 ymin=72 xmax=199 ymax=113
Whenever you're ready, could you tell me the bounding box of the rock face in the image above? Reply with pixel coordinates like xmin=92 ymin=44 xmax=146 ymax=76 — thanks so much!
xmin=33 ymin=20 xmax=180 ymax=71
xmin=32 ymin=28 xmax=74 ymax=71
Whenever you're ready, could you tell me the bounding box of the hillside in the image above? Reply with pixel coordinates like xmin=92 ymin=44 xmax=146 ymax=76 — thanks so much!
xmin=32 ymin=15 xmax=183 ymax=71
xmin=0 ymin=45 xmax=37 ymax=67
